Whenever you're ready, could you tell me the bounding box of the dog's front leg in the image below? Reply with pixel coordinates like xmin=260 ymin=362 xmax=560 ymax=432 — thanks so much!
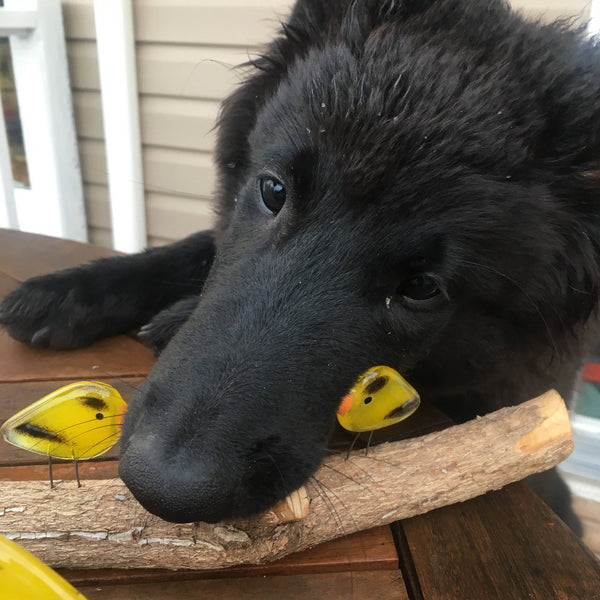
xmin=0 ymin=231 xmax=215 ymax=350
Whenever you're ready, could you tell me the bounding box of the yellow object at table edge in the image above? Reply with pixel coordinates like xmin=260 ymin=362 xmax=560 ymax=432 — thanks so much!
xmin=0 ymin=534 xmax=87 ymax=600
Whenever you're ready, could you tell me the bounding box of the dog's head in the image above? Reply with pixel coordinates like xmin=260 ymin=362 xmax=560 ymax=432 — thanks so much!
xmin=119 ymin=0 xmax=600 ymax=522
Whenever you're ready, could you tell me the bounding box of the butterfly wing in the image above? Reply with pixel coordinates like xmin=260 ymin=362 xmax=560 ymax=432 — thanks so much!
xmin=337 ymin=366 xmax=420 ymax=432
xmin=0 ymin=381 xmax=126 ymax=460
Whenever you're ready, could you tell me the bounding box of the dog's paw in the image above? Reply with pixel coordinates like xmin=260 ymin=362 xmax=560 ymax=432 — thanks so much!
xmin=138 ymin=321 xmax=173 ymax=356
xmin=138 ymin=297 xmax=198 ymax=355
xmin=0 ymin=272 xmax=103 ymax=349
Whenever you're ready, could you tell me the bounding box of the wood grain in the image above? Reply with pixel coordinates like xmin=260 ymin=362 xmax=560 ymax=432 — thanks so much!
xmin=76 ymin=570 xmax=409 ymax=600
xmin=0 ymin=391 xmax=573 ymax=570
xmin=0 ymin=228 xmax=119 ymax=282
xmin=396 ymin=483 xmax=600 ymax=600
xmin=0 ymin=330 xmax=155 ymax=383
xmin=0 ymin=271 xmax=19 ymax=299
xmin=0 ymin=460 xmax=120 ymax=481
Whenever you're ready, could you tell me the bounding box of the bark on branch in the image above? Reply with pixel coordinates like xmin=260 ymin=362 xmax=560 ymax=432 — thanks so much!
xmin=0 ymin=390 xmax=573 ymax=570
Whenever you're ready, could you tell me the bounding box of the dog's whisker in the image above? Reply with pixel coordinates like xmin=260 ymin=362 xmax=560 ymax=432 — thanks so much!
xmin=319 ymin=461 xmax=378 ymax=494
xmin=308 ymin=475 xmax=356 ymax=598
xmin=89 ymin=367 xmax=143 ymax=394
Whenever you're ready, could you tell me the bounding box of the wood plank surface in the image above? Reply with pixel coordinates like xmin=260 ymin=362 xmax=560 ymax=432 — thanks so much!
xmin=0 ymin=271 xmax=19 ymax=298
xmin=77 ymin=569 xmax=409 ymax=600
xmin=0 ymin=228 xmax=119 ymax=282
xmin=0 ymin=460 xmax=120 ymax=481
xmin=395 ymin=483 xmax=600 ymax=600
xmin=1 ymin=229 xmax=599 ymax=600
xmin=0 ymin=330 xmax=155 ymax=383
xmin=0 ymin=438 xmax=119 ymax=467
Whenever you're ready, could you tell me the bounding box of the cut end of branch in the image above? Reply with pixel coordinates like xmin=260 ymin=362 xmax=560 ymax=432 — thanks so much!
xmin=516 ymin=390 xmax=573 ymax=454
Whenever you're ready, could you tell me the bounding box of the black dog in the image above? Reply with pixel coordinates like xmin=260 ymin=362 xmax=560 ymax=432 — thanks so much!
xmin=1 ymin=0 xmax=599 ymax=531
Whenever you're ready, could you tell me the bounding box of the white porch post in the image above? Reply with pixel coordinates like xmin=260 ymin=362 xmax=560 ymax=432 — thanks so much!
xmin=93 ymin=0 xmax=147 ymax=253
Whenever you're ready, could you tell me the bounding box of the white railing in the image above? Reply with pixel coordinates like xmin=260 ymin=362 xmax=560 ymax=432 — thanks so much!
xmin=0 ymin=0 xmax=86 ymax=242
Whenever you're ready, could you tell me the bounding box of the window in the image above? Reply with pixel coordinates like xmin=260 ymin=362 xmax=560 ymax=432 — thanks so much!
xmin=0 ymin=37 xmax=29 ymax=189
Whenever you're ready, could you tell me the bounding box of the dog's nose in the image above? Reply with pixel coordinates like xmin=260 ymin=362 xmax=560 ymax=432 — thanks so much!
xmin=119 ymin=433 xmax=237 ymax=523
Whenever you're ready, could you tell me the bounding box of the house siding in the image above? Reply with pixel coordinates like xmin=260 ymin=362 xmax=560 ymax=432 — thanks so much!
xmin=61 ymin=0 xmax=592 ymax=249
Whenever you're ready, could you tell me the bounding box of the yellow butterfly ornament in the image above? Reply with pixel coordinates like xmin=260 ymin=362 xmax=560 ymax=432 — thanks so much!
xmin=337 ymin=366 xmax=420 ymax=452
xmin=1 ymin=381 xmax=126 ymax=487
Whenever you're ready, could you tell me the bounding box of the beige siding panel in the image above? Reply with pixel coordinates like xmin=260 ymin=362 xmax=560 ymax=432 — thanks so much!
xmin=134 ymin=0 xmax=291 ymax=47
xmin=144 ymin=147 xmax=215 ymax=198
xmin=511 ymin=0 xmax=590 ymax=22
xmin=88 ymin=226 xmax=113 ymax=249
xmin=146 ymin=193 xmax=215 ymax=238
xmin=140 ymin=96 xmax=219 ymax=151
xmin=79 ymin=140 xmax=214 ymax=198
xmin=136 ymin=44 xmax=251 ymax=100
xmin=62 ymin=0 xmax=95 ymax=41
xmin=68 ymin=41 xmax=251 ymax=100
xmin=83 ymin=184 xmax=111 ymax=228
xmin=74 ymin=92 xmax=219 ymax=151
xmin=66 ymin=41 xmax=99 ymax=91
xmin=73 ymin=90 xmax=103 ymax=140
xmin=85 ymin=184 xmax=214 ymax=240
xmin=79 ymin=139 xmax=107 ymax=186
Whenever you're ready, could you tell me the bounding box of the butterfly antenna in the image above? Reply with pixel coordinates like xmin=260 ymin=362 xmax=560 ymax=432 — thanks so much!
xmin=48 ymin=455 xmax=54 ymax=489
xmin=365 ymin=430 xmax=375 ymax=456
xmin=74 ymin=458 xmax=81 ymax=488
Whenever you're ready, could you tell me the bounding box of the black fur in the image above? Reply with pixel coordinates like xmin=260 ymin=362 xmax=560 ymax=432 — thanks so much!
xmin=1 ymin=0 xmax=599 ymax=529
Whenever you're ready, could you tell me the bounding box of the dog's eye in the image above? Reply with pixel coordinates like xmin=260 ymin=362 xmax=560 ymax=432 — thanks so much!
xmin=398 ymin=275 xmax=441 ymax=301
xmin=259 ymin=177 xmax=286 ymax=214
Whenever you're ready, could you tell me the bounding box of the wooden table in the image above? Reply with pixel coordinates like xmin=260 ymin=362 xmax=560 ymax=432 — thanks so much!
xmin=1 ymin=228 xmax=600 ymax=599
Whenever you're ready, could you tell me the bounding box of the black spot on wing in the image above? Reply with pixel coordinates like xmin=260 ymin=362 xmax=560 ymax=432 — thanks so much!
xmin=14 ymin=423 xmax=61 ymax=441
xmin=384 ymin=397 xmax=419 ymax=420
xmin=365 ymin=376 xmax=388 ymax=395
xmin=81 ymin=396 xmax=108 ymax=412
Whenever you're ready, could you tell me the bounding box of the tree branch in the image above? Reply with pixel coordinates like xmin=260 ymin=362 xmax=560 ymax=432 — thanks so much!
xmin=0 ymin=390 xmax=572 ymax=570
